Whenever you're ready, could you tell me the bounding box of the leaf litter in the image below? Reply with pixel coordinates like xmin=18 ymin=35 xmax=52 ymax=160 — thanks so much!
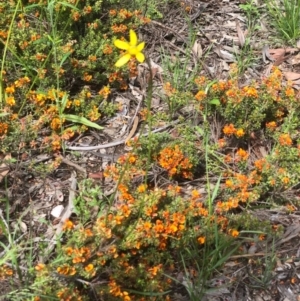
xmin=2 ymin=0 xmax=300 ymax=300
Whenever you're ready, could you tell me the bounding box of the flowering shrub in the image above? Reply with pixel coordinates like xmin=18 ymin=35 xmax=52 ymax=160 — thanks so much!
xmin=193 ymin=66 xmax=300 ymax=215
xmin=0 ymin=1 xmax=150 ymax=152
xmin=193 ymin=66 xmax=294 ymax=136
xmin=32 ymin=166 xmax=238 ymax=300
xmin=2 ymin=0 xmax=300 ymax=299
xmin=157 ymin=144 xmax=193 ymax=178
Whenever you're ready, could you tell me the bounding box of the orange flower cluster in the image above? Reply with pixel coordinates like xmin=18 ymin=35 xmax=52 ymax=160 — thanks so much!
xmin=103 ymin=164 xmax=119 ymax=181
xmin=47 ymin=172 xmax=212 ymax=300
xmin=94 ymin=218 xmax=112 ymax=239
xmin=195 ymin=90 xmax=206 ymax=101
xmin=72 ymin=10 xmax=81 ymax=21
xmin=137 ymin=183 xmax=147 ymax=193
xmin=242 ymin=86 xmax=258 ymax=98
xmin=217 ymin=138 xmax=226 ymax=148
xmin=2 ymin=77 xmax=29 ymax=109
xmin=217 ymin=171 xmax=261 ymax=212
xmin=57 ymin=264 xmax=76 ymax=276
xmin=163 ymin=82 xmax=177 ymax=97
xmin=278 ymin=133 xmax=292 ymax=146
xmin=0 ymin=122 xmax=8 ymax=136
xmin=0 ymin=30 xmax=7 ymax=39
xmin=0 ymin=265 xmax=13 ymax=280
xmin=5 ymin=85 xmax=15 ymax=94
xmin=98 ymin=85 xmax=111 ymax=98
xmin=5 ymin=96 xmax=14 ymax=106
xmin=139 ymin=16 xmax=151 ymax=24
xmin=157 ymin=145 xmax=193 ymax=178
xmin=118 ymin=183 xmax=135 ymax=203
xmin=88 ymin=55 xmax=97 ymax=62
xmin=83 ymin=5 xmax=92 ymax=14
xmin=111 ymin=24 xmax=128 ymax=33
xmin=118 ymin=9 xmax=133 ymax=19
xmin=228 ymin=229 xmax=239 ymax=237
xmin=108 ymin=71 xmax=127 ymax=89
xmin=212 ymin=80 xmax=232 ymax=93
xmin=27 ymin=91 xmax=46 ymax=107
xmin=254 ymin=158 xmax=270 ymax=172
xmin=225 ymin=87 xmax=242 ymax=103
xmin=62 ymin=219 xmax=74 ymax=231
xmin=83 ymin=72 xmax=92 ymax=81
xmin=194 ymin=76 xmax=207 ymax=86
xmin=50 ymin=117 xmax=63 ymax=130
xmin=285 ymin=86 xmax=295 ymax=98
xmin=197 ymin=236 xmax=206 ymax=244
xmin=236 ymin=128 xmax=245 ymax=137
xmin=266 ymin=121 xmax=277 ymax=131
xmin=57 ymin=288 xmax=83 ymax=301
xmin=262 ymin=67 xmax=282 ymax=99
xmin=87 ymin=105 xmax=101 ymax=121
xmin=222 ymin=124 xmax=245 ymax=138
xmin=35 ymin=263 xmax=45 ymax=272
xmin=84 ymin=263 xmax=95 ymax=276
xmin=148 ymin=264 xmax=162 ymax=278
xmin=216 ymin=197 xmax=239 ymax=212
xmin=109 ymin=9 xmax=117 ymax=17
xmin=128 ymin=59 xmax=138 ymax=77
xmin=51 ymin=134 xmax=61 ymax=151
xmin=223 ymin=123 xmax=236 ymax=136
xmin=134 ymin=202 xmax=207 ymax=249
xmin=35 ymin=52 xmax=47 ymax=61
xmin=103 ymin=44 xmax=113 ymax=55
xmin=65 ymin=246 xmax=92 ymax=264
xmin=235 ymin=148 xmax=249 ymax=162
xmin=109 ymin=279 xmax=131 ymax=301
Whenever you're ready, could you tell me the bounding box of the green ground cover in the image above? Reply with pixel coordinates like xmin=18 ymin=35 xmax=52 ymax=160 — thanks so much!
xmin=1 ymin=0 xmax=300 ymax=300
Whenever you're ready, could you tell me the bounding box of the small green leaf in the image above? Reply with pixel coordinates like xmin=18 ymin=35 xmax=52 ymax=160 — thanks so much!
xmin=62 ymin=114 xmax=103 ymax=130
xmin=195 ymin=126 xmax=204 ymax=136
xmin=209 ymin=98 xmax=220 ymax=106
xmin=126 ymin=289 xmax=171 ymax=296
xmin=60 ymin=93 xmax=69 ymax=112
xmin=211 ymin=175 xmax=222 ymax=201
xmin=57 ymin=1 xmax=79 ymax=10
xmin=0 ymin=112 xmax=10 ymax=117
xmin=0 ymin=218 xmax=7 ymax=236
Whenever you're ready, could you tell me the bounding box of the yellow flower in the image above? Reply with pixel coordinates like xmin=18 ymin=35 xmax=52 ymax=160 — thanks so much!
xmin=114 ymin=29 xmax=145 ymax=67
xmin=197 ymin=236 xmax=206 ymax=244
xmin=229 ymin=229 xmax=239 ymax=238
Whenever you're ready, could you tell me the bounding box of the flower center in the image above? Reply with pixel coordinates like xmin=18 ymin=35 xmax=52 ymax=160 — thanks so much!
xmin=128 ymin=46 xmax=138 ymax=55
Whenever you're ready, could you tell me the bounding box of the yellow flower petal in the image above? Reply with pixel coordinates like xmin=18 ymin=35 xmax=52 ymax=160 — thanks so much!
xmin=114 ymin=39 xmax=130 ymax=50
xmin=136 ymin=42 xmax=145 ymax=52
xmin=136 ymin=52 xmax=145 ymax=63
xmin=129 ymin=29 xmax=137 ymax=47
xmin=128 ymin=47 xmax=138 ymax=55
xmin=115 ymin=54 xmax=131 ymax=67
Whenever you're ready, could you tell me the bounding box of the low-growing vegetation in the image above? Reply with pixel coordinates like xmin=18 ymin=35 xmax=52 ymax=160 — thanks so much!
xmin=1 ymin=0 xmax=300 ymax=300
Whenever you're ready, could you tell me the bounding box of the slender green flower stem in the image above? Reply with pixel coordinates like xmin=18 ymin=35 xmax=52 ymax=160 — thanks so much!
xmin=0 ymin=0 xmax=21 ymax=109
xmin=145 ymin=57 xmax=154 ymax=182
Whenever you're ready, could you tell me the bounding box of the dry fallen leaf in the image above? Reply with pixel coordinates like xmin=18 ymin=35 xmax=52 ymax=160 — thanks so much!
xmin=236 ymin=19 xmax=245 ymax=47
xmin=268 ymin=48 xmax=298 ymax=66
xmin=283 ymin=71 xmax=300 ymax=81
xmin=51 ymin=205 xmax=64 ymax=218
xmin=192 ymin=40 xmax=203 ymax=59
xmin=11 ymin=220 xmax=27 ymax=233
xmin=268 ymin=48 xmax=286 ymax=60
xmin=214 ymin=45 xmax=236 ymax=62
xmin=89 ymin=172 xmax=104 ymax=179
xmin=0 ymin=154 xmax=11 ymax=183
xmin=289 ymin=52 xmax=300 ymax=65
xmin=55 ymin=189 xmax=64 ymax=202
